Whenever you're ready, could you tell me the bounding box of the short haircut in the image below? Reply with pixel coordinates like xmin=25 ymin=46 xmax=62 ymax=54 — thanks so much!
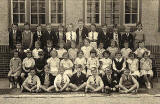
xmin=90 ymin=49 xmax=97 ymax=55
xmin=12 ymin=23 xmax=18 ymax=27
xmin=62 ymin=52 xmax=69 ymax=58
xmin=35 ymin=41 xmax=41 ymax=46
xmin=90 ymin=23 xmax=96 ymax=28
xmin=47 ymin=40 xmax=53 ymax=45
xmin=24 ymin=22 xmax=30 ymax=26
xmin=128 ymin=52 xmax=136 ymax=58
xmin=77 ymin=64 xmax=83 ymax=68
xmin=143 ymin=51 xmax=150 ymax=57
xmin=50 ymin=49 xmax=58 ymax=57
xmin=77 ymin=50 xmax=84 ymax=55
xmin=103 ymin=50 xmax=111 ymax=56
xmin=115 ymin=51 xmax=122 ymax=56
xmin=84 ymin=38 xmax=90 ymax=43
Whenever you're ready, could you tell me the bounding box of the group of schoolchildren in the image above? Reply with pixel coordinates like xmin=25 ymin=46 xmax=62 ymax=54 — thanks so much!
xmin=8 ymin=19 xmax=153 ymax=94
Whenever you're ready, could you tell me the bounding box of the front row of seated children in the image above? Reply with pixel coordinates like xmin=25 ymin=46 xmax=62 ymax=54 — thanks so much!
xmin=8 ymin=47 xmax=153 ymax=94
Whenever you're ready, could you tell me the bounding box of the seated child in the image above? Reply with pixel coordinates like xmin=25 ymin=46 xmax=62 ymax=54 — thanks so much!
xmin=74 ymin=50 xmax=87 ymax=74
xmin=68 ymin=41 xmax=78 ymax=62
xmin=35 ymin=51 xmax=46 ymax=77
xmin=8 ymin=51 xmax=22 ymax=88
xmin=44 ymin=40 xmax=55 ymax=60
xmin=57 ymin=41 xmax=67 ymax=59
xmin=69 ymin=64 xmax=87 ymax=91
xmin=112 ymin=51 xmax=126 ymax=83
xmin=101 ymin=69 xmax=119 ymax=94
xmin=121 ymin=42 xmax=132 ymax=60
xmin=54 ymin=68 xmax=70 ymax=92
xmin=85 ymin=67 xmax=104 ymax=93
xmin=47 ymin=50 xmax=60 ymax=76
xmin=40 ymin=65 xmax=56 ymax=92
xmin=107 ymin=40 xmax=119 ymax=59
xmin=81 ymin=38 xmax=93 ymax=59
xmin=87 ymin=49 xmax=99 ymax=77
xmin=99 ymin=50 xmax=112 ymax=76
xmin=134 ymin=41 xmax=150 ymax=59
xmin=140 ymin=51 xmax=153 ymax=89
xmin=60 ymin=52 xmax=73 ymax=77
xmin=21 ymin=49 xmax=35 ymax=81
xmin=22 ymin=68 xmax=41 ymax=93
xmin=96 ymin=42 xmax=105 ymax=59
xmin=119 ymin=69 xmax=139 ymax=94
xmin=127 ymin=52 xmax=140 ymax=79
xmin=32 ymin=41 xmax=43 ymax=59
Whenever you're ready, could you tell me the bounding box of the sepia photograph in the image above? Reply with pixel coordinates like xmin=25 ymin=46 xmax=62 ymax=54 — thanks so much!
xmin=0 ymin=0 xmax=160 ymax=104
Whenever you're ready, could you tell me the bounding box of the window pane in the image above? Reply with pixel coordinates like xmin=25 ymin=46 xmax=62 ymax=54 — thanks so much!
xmin=57 ymin=14 xmax=63 ymax=23
xmin=39 ymin=2 xmax=45 ymax=13
xmin=20 ymin=2 xmax=25 ymax=13
xmin=20 ymin=14 xmax=25 ymax=23
xmin=31 ymin=2 xmax=37 ymax=13
xmin=31 ymin=14 xmax=38 ymax=24
xmin=132 ymin=14 xmax=137 ymax=23
xmin=57 ymin=2 xmax=63 ymax=13
xmin=125 ymin=14 xmax=131 ymax=24
xmin=51 ymin=2 xmax=56 ymax=13
xmin=39 ymin=14 xmax=45 ymax=24
xmin=132 ymin=1 xmax=138 ymax=13
xmin=51 ymin=14 xmax=56 ymax=23
xmin=13 ymin=2 xmax=18 ymax=13
xmin=13 ymin=14 xmax=19 ymax=23
xmin=125 ymin=1 xmax=131 ymax=13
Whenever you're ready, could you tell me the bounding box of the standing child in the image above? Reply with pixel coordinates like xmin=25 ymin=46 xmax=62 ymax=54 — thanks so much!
xmin=69 ymin=64 xmax=87 ymax=92
xmin=56 ymin=24 xmax=66 ymax=45
xmin=22 ymin=22 xmax=33 ymax=49
xmin=74 ymin=50 xmax=87 ymax=74
xmin=121 ymin=27 xmax=134 ymax=49
xmin=47 ymin=50 xmax=60 ymax=76
xmin=44 ymin=24 xmax=57 ymax=48
xmin=21 ymin=49 xmax=35 ymax=81
xmin=22 ymin=69 xmax=41 ymax=93
xmin=76 ymin=19 xmax=88 ymax=48
xmin=121 ymin=42 xmax=132 ymax=60
xmin=102 ymin=69 xmax=119 ymax=94
xmin=119 ymin=69 xmax=139 ymax=94
xmin=32 ymin=41 xmax=43 ymax=59
xmin=99 ymin=51 xmax=112 ymax=76
xmin=134 ymin=41 xmax=150 ymax=59
xmin=111 ymin=28 xmax=121 ymax=48
xmin=8 ymin=51 xmax=22 ymax=88
xmin=81 ymin=38 xmax=93 ymax=59
xmin=68 ymin=41 xmax=78 ymax=62
xmin=57 ymin=41 xmax=67 ymax=59
xmin=60 ymin=52 xmax=73 ymax=77
xmin=33 ymin=25 xmax=45 ymax=49
xmin=107 ymin=40 xmax=119 ymax=59
xmin=87 ymin=49 xmax=99 ymax=77
xmin=140 ymin=51 xmax=153 ymax=89
xmin=54 ymin=68 xmax=70 ymax=92
xmin=35 ymin=51 xmax=46 ymax=77
xmin=112 ymin=52 xmax=126 ymax=83
xmin=13 ymin=42 xmax=25 ymax=60
xmin=9 ymin=23 xmax=22 ymax=50
xmin=96 ymin=42 xmax=105 ymax=59
xmin=40 ymin=65 xmax=56 ymax=92
xmin=88 ymin=23 xmax=99 ymax=49
xmin=43 ymin=40 xmax=55 ymax=60
xmin=65 ymin=23 xmax=77 ymax=49
xmin=85 ymin=67 xmax=104 ymax=93
xmin=127 ymin=52 xmax=140 ymax=79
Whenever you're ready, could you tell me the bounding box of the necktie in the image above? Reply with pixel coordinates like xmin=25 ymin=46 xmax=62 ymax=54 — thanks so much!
xmin=107 ymin=75 xmax=111 ymax=83
xmin=70 ymin=32 xmax=72 ymax=40
xmin=61 ymin=75 xmax=64 ymax=86
xmin=94 ymin=77 xmax=96 ymax=85
xmin=92 ymin=32 xmax=94 ymax=40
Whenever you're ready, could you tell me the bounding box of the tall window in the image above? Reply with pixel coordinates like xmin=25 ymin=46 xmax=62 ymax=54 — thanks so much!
xmin=85 ymin=0 xmax=101 ymax=25
xmin=31 ymin=0 xmax=46 ymax=24
xmin=11 ymin=0 xmax=26 ymax=24
xmin=49 ymin=0 xmax=64 ymax=25
xmin=124 ymin=0 xmax=139 ymax=24
xmin=105 ymin=0 xmax=120 ymax=25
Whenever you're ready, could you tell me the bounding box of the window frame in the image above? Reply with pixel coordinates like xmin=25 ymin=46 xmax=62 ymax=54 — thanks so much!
xmin=30 ymin=0 xmax=46 ymax=25
xmin=49 ymin=0 xmax=65 ymax=26
xmin=123 ymin=0 xmax=140 ymax=26
xmin=11 ymin=0 xmax=27 ymax=25
xmin=85 ymin=0 xmax=102 ymax=26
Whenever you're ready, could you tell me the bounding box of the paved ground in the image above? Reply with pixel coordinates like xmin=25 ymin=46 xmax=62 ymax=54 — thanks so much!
xmin=0 ymin=78 xmax=160 ymax=104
